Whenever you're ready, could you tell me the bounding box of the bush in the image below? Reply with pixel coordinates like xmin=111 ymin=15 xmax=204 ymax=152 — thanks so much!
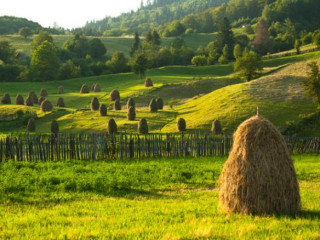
xmin=90 ymin=97 xmax=100 ymax=111
xmin=51 ymin=120 xmax=59 ymax=134
xmin=27 ymin=118 xmax=36 ymax=132
xmin=191 ymin=55 xmax=207 ymax=66
xmin=15 ymin=94 xmax=24 ymax=105
xmin=177 ymin=118 xmax=186 ymax=132
xmin=80 ymin=84 xmax=90 ymax=94
xmin=149 ymin=98 xmax=158 ymax=112
xmin=93 ymin=84 xmax=101 ymax=92
xmin=211 ymin=119 xmax=222 ymax=134
xmin=114 ymin=99 xmax=121 ymax=110
xmin=40 ymin=88 xmax=48 ymax=97
xmin=1 ymin=93 xmax=11 ymax=104
xmin=24 ymin=96 xmax=33 ymax=106
xmin=145 ymin=78 xmax=153 ymax=87
xmin=127 ymin=106 xmax=136 ymax=121
xmin=156 ymin=97 xmax=164 ymax=110
xmin=127 ymin=98 xmax=135 ymax=109
xmin=99 ymin=104 xmax=107 ymax=116
xmin=58 ymin=86 xmax=64 ymax=94
xmin=39 ymin=96 xmax=46 ymax=106
xmin=138 ymin=118 xmax=148 ymax=134
xmin=28 ymin=91 xmax=38 ymax=104
xmin=40 ymin=99 xmax=53 ymax=112
xmin=57 ymin=97 xmax=65 ymax=107
xmin=110 ymin=89 xmax=120 ymax=101
xmin=107 ymin=118 xmax=117 ymax=135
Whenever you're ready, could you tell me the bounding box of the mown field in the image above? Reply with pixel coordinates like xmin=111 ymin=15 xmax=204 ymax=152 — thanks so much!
xmin=0 ymin=155 xmax=319 ymax=239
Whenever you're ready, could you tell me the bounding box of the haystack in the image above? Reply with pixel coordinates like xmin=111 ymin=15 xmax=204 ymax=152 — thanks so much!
xmin=80 ymin=84 xmax=90 ymax=94
xmin=24 ymin=96 xmax=33 ymax=106
xmin=145 ymin=78 xmax=153 ymax=87
xmin=40 ymin=88 xmax=48 ymax=97
xmin=114 ymin=99 xmax=121 ymax=110
xmin=107 ymin=118 xmax=117 ymax=135
xmin=156 ymin=97 xmax=164 ymax=110
xmin=28 ymin=91 xmax=38 ymax=104
xmin=51 ymin=120 xmax=59 ymax=134
xmin=149 ymin=98 xmax=158 ymax=112
xmin=39 ymin=96 xmax=46 ymax=106
xmin=211 ymin=119 xmax=222 ymax=135
xmin=27 ymin=118 xmax=36 ymax=132
xmin=138 ymin=118 xmax=148 ymax=134
xmin=177 ymin=118 xmax=186 ymax=132
xmin=40 ymin=99 xmax=53 ymax=112
xmin=99 ymin=104 xmax=107 ymax=116
xmin=93 ymin=84 xmax=101 ymax=92
xmin=127 ymin=106 xmax=136 ymax=121
xmin=58 ymin=86 xmax=64 ymax=94
xmin=15 ymin=94 xmax=24 ymax=105
xmin=90 ymin=97 xmax=100 ymax=111
xmin=218 ymin=115 xmax=301 ymax=215
xmin=1 ymin=93 xmax=11 ymax=104
xmin=110 ymin=89 xmax=120 ymax=101
xmin=127 ymin=98 xmax=135 ymax=109
xmin=57 ymin=97 xmax=65 ymax=107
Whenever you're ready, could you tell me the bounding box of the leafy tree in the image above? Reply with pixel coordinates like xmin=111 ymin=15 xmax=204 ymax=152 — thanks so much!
xmin=218 ymin=45 xmax=229 ymax=64
xmin=145 ymin=31 xmax=153 ymax=43
xmin=234 ymin=50 xmax=263 ymax=81
xmin=106 ymin=51 xmax=129 ymax=73
xmin=19 ymin=27 xmax=33 ymax=38
xmin=152 ymin=30 xmax=161 ymax=45
xmin=162 ymin=20 xmax=186 ymax=37
xmin=130 ymin=32 xmax=141 ymax=57
xmin=191 ymin=55 xmax=207 ymax=66
xmin=253 ymin=18 xmax=271 ymax=55
xmin=89 ymin=38 xmax=106 ymax=58
xmin=314 ymin=32 xmax=320 ymax=49
xmin=132 ymin=53 xmax=148 ymax=78
xmin=233 ymin=44 xmax=242 ymax=59
xmin=302 ymin=62 xmax=320 ymax=105
xmin=31 ymin=31 xmax=53 ymax=52
xmin=63 ymin=34 xmax=89 ymax=58
xmin=0 ymin=41 xmax=16 ymax=64
xmin=215 ymin=17 xmax=234 ymax=60
xmin=295 ymin=39 xmax=301 ymax=54
xmin=59 ymin=60 xmax=81 ymax=80
xmin=31 ymin=41 xmax=60 ymax=81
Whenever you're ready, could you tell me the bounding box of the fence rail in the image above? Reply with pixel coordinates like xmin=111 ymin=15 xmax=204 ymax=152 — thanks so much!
xmin=0 ymin=134 xmax=319 ymax=162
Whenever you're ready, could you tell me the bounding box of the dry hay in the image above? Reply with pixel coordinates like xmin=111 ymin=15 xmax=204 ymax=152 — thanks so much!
xmin=40 ymin=99 xmax=53 ymax=112
xmin=40 ymin=88 xmax=48 ymax=97
xmin=90 ymin=97 xmax=100 ymax=111
xmin=39 ymin=96 xmax=46 ymax=106
xmin=15 ymin=94 xmax=24 ymax=105
xmin=93 ymin=84 xmax=101 ymax=92
xmin=80 ymin=84 xmax=90 ymax=94
xmin=156 ymin=97 xmax=164 ymax=110
xmin=211 ymin=120 xmax=222 ymax=135
xmin=145 ymin=77 xmax=153 ymax=87
xmin=58 ymin=86 xmax=64 ymax=94
xmin=110 ymin=89 xmax=120 ymax=101
xmin=57 ymin=97 xmax=65 ymax=107
xmin=99 ymin=104 xmax=107 ymax=116
xmin=1 ymin=93 xmax=11 ymax=104
xmin=127 ymin=98 xmax=135 ymax=109
xmin=149 ymin=98 xmax=158 ymax=112
xmin=51 ymin=120 xmax=59 ymax=134
xmin=107 ymin=118 xmax=117 ymax=135
xmin=177 ymin=118 xmax=186 ymax=132
xmin=28 ymin=91 xmax=38 ymax=104
xmin=138 ymin=118 xmax=148 ymax=134
xmin=127 ymin=106 xmax=136 ymax=121
xmin=24 ymin=96 xmax=33 ymax=106
xmin=218 ymin=115 xmax=301 ymax=215
xmin=114 ymin=99 xmax=121 ymax=110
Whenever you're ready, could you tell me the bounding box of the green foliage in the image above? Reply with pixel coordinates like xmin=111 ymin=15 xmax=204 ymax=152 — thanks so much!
xmin=170 ymin=39 xmax=194 ymax=65
xmin=106 ymin=51 xmax=129 ymax=73
xmin=132 ymin=53 xmax=148 ymax=79
xmin=89 ymin=38 xmax=106 ymax=58
xmin=314 ymin=32 xmax=320 ymax=49
xmin=19 ymin=27 xmax=33 ymax=38
xmin=130 ymin=32 xmax=141 ymax=57
xmin=218 ymin=45 xmax=229 ymax=64
xmin=302 ymin=62 xmax=320 ymax=105
xmin=31 ymin=31 xmax=53 ymax=52
xmin=191 ymin=55 xmax=207 ymax=66
xmin=59 ymin=60 xmax=81 ymax=80
xmin=234 ymin=50 xmax=263 ymax=81
xmin=0 ymin=16 xmax=41 ymax=35
xmin=63 ymin=34 xmax=89 ymax=58
xmin=163 ymin=20 xmax=186 ymax=37
xmin=31 ymin=41 xmax=60 ymax=81
xmin=295 ymin=39 xmax=301 ymax=55
xmin=0 ymin=41 xmax=16 ymax=64
xmin=216 ymin=18 xmax=234 ymax=60
xmin=233 ymin=43 xmax=242 ymax=59
xmin=27 ymin=118 xmax=36 ymax=132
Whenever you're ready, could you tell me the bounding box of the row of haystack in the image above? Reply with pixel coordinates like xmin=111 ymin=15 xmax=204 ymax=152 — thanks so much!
xmin=107 ymin=118 xmax=148 ymax=135
xmin=27 ymin=118 xmax=59 ymax=134
xmin=80 ymin=83 xmax=101 ymax=94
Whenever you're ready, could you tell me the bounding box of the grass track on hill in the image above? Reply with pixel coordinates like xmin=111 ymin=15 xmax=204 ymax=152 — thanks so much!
xmin=0 ymin=155 xmax=319 ymax=239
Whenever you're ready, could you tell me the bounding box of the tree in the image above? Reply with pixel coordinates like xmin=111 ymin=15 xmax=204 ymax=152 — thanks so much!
xmin=89 ymin=38 xmax=106 ymax=58
xmin=302 ymin=62 xmax=320 ymax=105
xmin=59 ymin=60 xmax=81 ymax=80
xmin=295 ymin=39 xmax=301 ymax=55
xmin=31 ymin=41 xmax=60 ymax=81
xmin=0 ymin=41 xmax=15 ymax=64
xmin=314 ymin=32 xmax=320 ymax=49
xmin=106 ymin=51 xmax=129 ymax=73
xmin=132 ymin=53 xmax=148 ymax=79
xmin=233 ymin=44 xmax=242 ymax=59
xmin=130 ymin=31 xmax=141 ymax=57
xmin=234 ymin=50 xmax=263 ymax=81
xmin=218 ymin=45 xmax=229 ymax=64
xmin=19 ymin=27 xmax=33 ymax=38
xmin=216 ymin=17 xmax=234 ymax=60
xmin=191 ymin=55 xmax=207 ymax=66
xmin=31 ymin=31 xmax=53 ymax=52
xmin=253 ymin=19 xmax=271 ymax=55
xmin=152 ymin=30 xmax=161 ymax=45
xmin=63 ymin=34 xmax=89 ymax=58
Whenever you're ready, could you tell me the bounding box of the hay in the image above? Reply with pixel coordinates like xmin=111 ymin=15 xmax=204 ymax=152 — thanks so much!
xmin=145 ymin=78 xmax=153 ymax=87
xmin=107 ymin=118 xmax=117 ymax=135
xmin=211 ymin=120 xmax=222 ymax=135
xmin=218 ymin=115 xmax=301 ymax=215
xmin=80 ymin=84 xmax=90 ymax=94
xmin=127 ymin=106 xmax=136 ymax=121
xmin=15 ymin=94 xmax=24 ymax=105
xmin=39 ymin=96 xmax=46 ymax=106
xmin=28 ymin=91 xmax=38 ymax=104
xmin=57 ymin=97 xmax=65 ymax=107
xmin=24 ymin=96 xmax=33 ymax=106
xmin=127 ymin=98 xmax=135 ymax=109
xmin=138 ymin=118 xmax=148 ymax=134
xmin=1 ymin=93 xmax=11 ymax=104
xmin=51 ymin=120 xmax=59 ymax=134
xmin=58 ymin=86 xmax=64 ymax=94
xmin=40 ymin=99 xmax=53 ymax=112
xmin=177 ymin=118 xmax=186 ymax=132
xmin=114 ymin=99 xmax=121 ymax=110
xmin=40 ymin=88 xmax=48 ymax=97
xmin=110 ymin=89 xmax=120 ymax=101
xmin=149 ymin=98 xmax=158 ymax=112
xmin=93 ymin=84 xmax=101 ymax=92
xmin=156 ymin=97 xmax=164 ymax=110
xmin=99 ymin=104 xmax=107 ymax=116
xmin=27 ymin=118 xmax=36 ymax=132
xmin=90 ymin=97 xmax=100 ymax=111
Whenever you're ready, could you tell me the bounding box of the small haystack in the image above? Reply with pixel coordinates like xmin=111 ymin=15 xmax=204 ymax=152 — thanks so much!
xmin=110 ymin=89 xmax=120 ymax=101
xmin=57 ymin=97 xmax=65 ymax=107
xmin=24 ymin=96 xmax=33 ymax=106
xmin=127 ymin=98 xmax=135 ymax=109
xmin=177 ymin=118 xmax=186 ymax=132
xmin=218 ymin=115 xmax=301 ymax=215
xmin=39 ymin=96 xmax=46 ymax=106
xmin=93 ymin=84 xmax=101 ymax=92
xmin=107 ymin=118 xmax=117 ymax=135
xmin=58 ymin=86 xmax=64 ymax=94
xmin=138 ymin=118 xmax=148 ymax=134
xmin=114 ymin=99 xmax=121 ymax=110
xmin=100 ymin=104 xmax=107 ymax=116
xmin=40 ymin=88 xmax=48 ymax=97
xmin=211 ymin=120 xmax=222 ymax=135
xmin=90 ymin=97 xmax=100 ymax=111
xmin=80 ymin=84 xmax=90 ymax=94
xmin=27 ymin=118 xmax=36 ymax=132
xmin=156 ymin=97 xmax=164 ymax=110
xmin=1 ymin=93 xmax=11 ymax=104
xmin=28 ymin=91 xmax=38 ymax=104
xmin=51 ymin=120 xmax=59 ymax=135
xmin=145 ymin=78 xmax=153 ymax=87
xmin=149 ymin=98 xmax=158 ymax=112
xmin=40 ymin=99 xmax=53 ymax=112
xmin=127 ymin=106 xmax=136 ymax=121
xmin=15 ymin=94 xmax=24 ymax=105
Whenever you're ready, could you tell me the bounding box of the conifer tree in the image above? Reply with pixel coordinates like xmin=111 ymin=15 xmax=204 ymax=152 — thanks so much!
xmin=130 ymin=32 xmax=141 ymax=57
xmin=253 ymin=18 xmax=271 ymax=55
xmin=216 ymin=17 xmax=234 ymax=60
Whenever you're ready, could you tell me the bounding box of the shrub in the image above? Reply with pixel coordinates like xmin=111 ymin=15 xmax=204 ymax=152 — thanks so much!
xmin=27 ymin=118 xmax=36 ymax=132
xmin=110 ymin=89 xmax=120 ymax=101
xmin=93 ymin=84 xmax=101 ymax=92
xmin=107 ymin=118 xmax=117 ymax=135
xmin=177 ymin=118 xmax=186 ymax=132
xmin=114 ymin=99 xmax=121 ymax=110
xmin=57 ymin=97 xmax=65 ymax=107
xmin=90 ymin=97 xmax=100 ymax=111
xmin=211 ymin=120 xmax=222 ymax=134
xmin=145 ymin=77 xmax=153 ymax=87
xmin=22 ymin=111 xmax=36 ymax=125
xmin=149 ymin=98 xmax=158 ymax=112
xmin=24 ymin=96 xmax=33 ymax=106
xmin=127 ymin=98 xmax=135 ymax=109
xmin=39 ymin=96 xmax=46 ymax=106
xmin=99 ymin=104 xmax=107 ymax=116
xmin=15 ymin=94 xmax=24 ymax=105
xmin=138 ymin=118 xmax=148 ymax=134
xmin=51 ymin=120 xmax=59 ymax=134
xmin=156 ymin=97 xmax=164 ymax=110
xmin=40 ymin=88 xmax=48 ymax=97
xmin=1 ymin=93 xmax=11 ymax=104
xmin=127 ymin=106 xmax=136 ymax=121
xmin=80 ymin=84 xmax=90 ymax=94
xmin=28 ymin=91 xmax=38 ymax=104
xmin=40 ymin=99 xmax=53 ymax=112
xmin=191 ymin=55 xmax=207 ymax=66
xmin=58 ymin=86 xmax=64 ymax=94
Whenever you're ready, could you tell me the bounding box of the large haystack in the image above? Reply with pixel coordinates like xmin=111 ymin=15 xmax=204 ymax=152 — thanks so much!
xmin=90 ymin=97 xmax=100 ymax=111
xmin=39 ymin=96 xmax=46 ymax=106
xmin=138 ymin=118 xmax=148 ymax=134
xmin=15 ymin=94 xmax=24 ymax=105
xmin=99 ymin=104 xmax=107 ymax=116
xmin=40 ymin=99 xmax=53 ymax=112
xmin=114 ymin=99 xmax=121 ymax=110
xmin=107 ymin=118 xmax=117 ymax=135
xmin=40 ymin=88 xmax=48 ymax=97
xmin=28 ymin=91 xmax=38 ymax=104
xmin=127 ymin=106 xmax=136 ymax=121
xmin=80 ymin=84 xmax=90 ymax=94
xmin=218 ymin=115 xmax=301 ymax=215
xmin=93 ymin=84 xmax=101 ymax=92
xmin=24 ymin=96 xmax=33 ymax=106
xmin=110 ymin=89 xmax=120 ymax=101
xmin=1 ymin=93 xmax=11 ymax=104
xmin=127 ymin=98 xmax=135 ymax=109
xmin=57 ymin=97 xmax=65 ymax=107
xmin=145 ymin=78 xmax=153 ymax=87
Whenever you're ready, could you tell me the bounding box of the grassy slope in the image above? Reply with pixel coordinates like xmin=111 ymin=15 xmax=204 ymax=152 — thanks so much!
xmin=0 ymin=155 xmax=319 ymax=239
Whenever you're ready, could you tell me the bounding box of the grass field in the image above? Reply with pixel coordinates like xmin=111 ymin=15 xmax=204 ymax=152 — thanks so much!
xmin=0 ymin=155 xmax=319 ymax=239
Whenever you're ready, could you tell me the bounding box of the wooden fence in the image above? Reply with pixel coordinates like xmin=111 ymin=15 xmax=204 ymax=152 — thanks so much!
xmin=0 ymin=134 xmax=319 ymax=162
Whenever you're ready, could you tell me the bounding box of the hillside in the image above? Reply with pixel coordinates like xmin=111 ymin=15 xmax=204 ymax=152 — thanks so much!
xmin=0 ymin=16 xmax=42 ymax=35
